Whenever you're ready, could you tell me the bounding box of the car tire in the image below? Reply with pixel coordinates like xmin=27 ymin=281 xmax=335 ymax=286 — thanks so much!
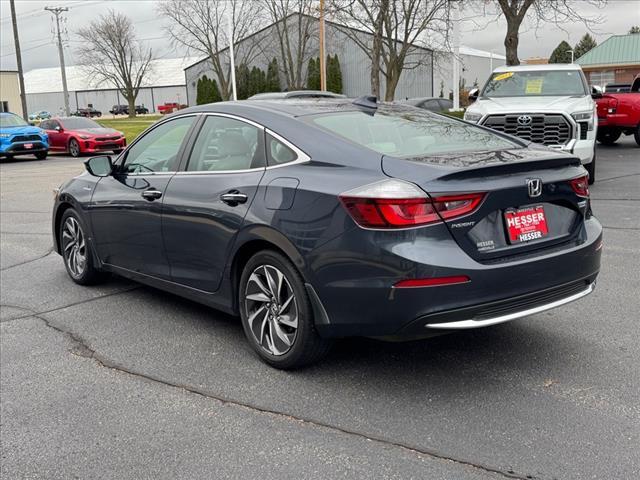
xmin=239 ymin=250 xmax=332 ymax=369
xmin=35 ymin=151 xmax=47 ymax=160
xmin=597 ymin=128 xmax=621 ymax=145
xmin=59 ymin=209 xmax=108 ymax=285
xmin=68 ymin=138 xmax=81 ymax=158
xmin=634 ymin=124 xmax=640 ymax=147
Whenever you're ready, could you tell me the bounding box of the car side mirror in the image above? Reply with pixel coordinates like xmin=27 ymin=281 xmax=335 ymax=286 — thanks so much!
xmin=55 ymin=125 xmax=62 ymax=132
xmin=468 ymin=88 xmax=479 ymax=103
xmin=85 ymin=155 xmax=113 ymax=177
xmin=591 ymin=85 xmax=603 ymax=99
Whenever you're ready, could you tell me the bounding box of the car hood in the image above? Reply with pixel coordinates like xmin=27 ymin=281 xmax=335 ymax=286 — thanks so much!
xmin=467 ymin=95 xmax=593 ymax=116
xmin=74 ymin=128 xmax=119 ymax=136
xmin=0 ymin=126 xmax=44 ymax=136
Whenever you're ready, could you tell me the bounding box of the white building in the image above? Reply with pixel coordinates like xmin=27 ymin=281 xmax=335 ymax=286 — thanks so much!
xmin=24 ymin=57 xmax=197 ymax=115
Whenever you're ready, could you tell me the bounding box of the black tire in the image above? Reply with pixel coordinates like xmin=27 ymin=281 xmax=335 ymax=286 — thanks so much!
xmin=585 ymin=150 xmax=596 ymax=185
xmin=597 ymin=128 xmax=622 ymax=145
xmin=112 ymin=149 xmax=123 ymax=155
xmin=35 ymin=151 xmax=48 ymax=160
xmin=68 ymin=138 xmax=81 ymax=158
xmin=59 ymin=208 xmax=108 ymax=285
xmin=238 ymin=250 xmax=332 ymax=369
xmin=634 ymin=124 xmax=640 ymax=147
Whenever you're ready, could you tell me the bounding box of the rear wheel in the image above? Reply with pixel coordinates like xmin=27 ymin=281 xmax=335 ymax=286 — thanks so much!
xmin=68 ymin=138 xmax=81 ymax=158
xmin=634 ymin=124 xmax=640 ymax=147
xmin=239 ymin=250 xmax=332 ymax=369
xmin=597 ymin=128 xmax=621 ymax=145
xmin=59 ymin=209 xmax=108 ymax=285
xmin=35 ymin=151 xmax=47 ymax=160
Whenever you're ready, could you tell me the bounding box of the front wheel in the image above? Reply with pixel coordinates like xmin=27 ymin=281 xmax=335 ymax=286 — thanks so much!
xmin=68 ymin=138 xmax=81 ymax=158
xmin=59 ymin=209 xmax=108 ymax=285
xmin=239 ymin=250 xmax=332 ymax=369
xmin=35 ymin=151 xmax=48 ymax=160
xmin=597 ymin=128 xmax=622 ymax=145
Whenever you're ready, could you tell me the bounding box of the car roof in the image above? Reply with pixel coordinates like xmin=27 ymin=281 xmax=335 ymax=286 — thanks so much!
xmin=248 ymin=90 xmax=345 ymax=100
xmin=493 ymin=64 xmax=582 ymax=72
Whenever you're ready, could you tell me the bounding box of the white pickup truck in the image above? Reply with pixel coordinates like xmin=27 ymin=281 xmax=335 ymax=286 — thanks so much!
xmin=464 ymin=64 xmax=599 ymax=183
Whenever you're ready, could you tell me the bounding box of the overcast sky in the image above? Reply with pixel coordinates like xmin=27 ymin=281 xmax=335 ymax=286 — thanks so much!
xmin=1 ymin=0 xmax=639 ymax=73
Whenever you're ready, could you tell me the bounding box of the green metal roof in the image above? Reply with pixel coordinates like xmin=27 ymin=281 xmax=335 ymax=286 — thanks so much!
xmin=576 ymin=34 xmax=640 ymax=67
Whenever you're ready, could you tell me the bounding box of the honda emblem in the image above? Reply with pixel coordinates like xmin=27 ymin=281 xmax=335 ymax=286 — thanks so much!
xmin=527 ymin=178 xmax=543 ymax=198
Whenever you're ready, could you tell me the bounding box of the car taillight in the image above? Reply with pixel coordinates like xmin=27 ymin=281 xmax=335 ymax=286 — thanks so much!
xmin=569 ymin=175 xmax=589 ymax=198
xmin=339 ymin=179 xmax=484 ymax=229
xmin=607 ymin=97 xmax=618 ymax=114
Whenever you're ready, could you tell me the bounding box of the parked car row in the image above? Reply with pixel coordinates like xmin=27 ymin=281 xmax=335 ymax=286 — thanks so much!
xmin=109 ymin=105 xmax=149 ymax=115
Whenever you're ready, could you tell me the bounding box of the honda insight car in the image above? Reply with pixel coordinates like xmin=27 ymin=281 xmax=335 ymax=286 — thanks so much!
xmin=52 ymin=98 xmax=602 ymax=369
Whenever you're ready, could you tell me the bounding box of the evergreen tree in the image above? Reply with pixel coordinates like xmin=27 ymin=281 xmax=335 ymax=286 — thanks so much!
xmin=307 ymin=57 xmax=320 ymax=90
xmin=196 ymin=75 xmax=222 ymax=105
xmin=196 ymin=77 xmax=205 ymax=105
xmin=574 ymin=34 xmax=597 ymax=60
xmin=249 ymin=66 xmax=266 ymax=97
xmin=209 ymin=77 xmax=222 ymax=103
xmin=266 ymin=57 xmax=281 ymax=92
xmin=439 ymin=80 xmax=444 ymax=98
xmin=331 ymin=54 xmax=343 ymax=94
xmin=549 ymin=40 xmax=573 ymax=63
xmin=235 ymin=63 xmax=251 ymax=99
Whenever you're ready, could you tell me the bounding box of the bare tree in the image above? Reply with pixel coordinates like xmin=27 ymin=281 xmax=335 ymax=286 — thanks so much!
xmin=158 ymin=0 xmax=263 ymax=100
xmin=479 ymin=1 xmax=606 ymax=66
xmin=330 ymin=0 xmax=450 ymax=101
xmin=76 ymin=11 xmax=153 ymax=118
xmin=262 ymin=0 xmax=318 ymax=90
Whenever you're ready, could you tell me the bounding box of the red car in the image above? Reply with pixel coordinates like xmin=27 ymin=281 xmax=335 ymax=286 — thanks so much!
xmin=39 ymin=117 xmax=126 ymax=157
xmin=596 ymin=75 xmax=640 ymax=146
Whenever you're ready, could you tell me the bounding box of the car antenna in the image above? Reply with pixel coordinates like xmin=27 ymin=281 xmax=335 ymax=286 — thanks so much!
xmin=352 ymin=95 xmax=378 ymax=114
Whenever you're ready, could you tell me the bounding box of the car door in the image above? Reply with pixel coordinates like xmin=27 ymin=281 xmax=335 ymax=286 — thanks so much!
xmin=89 ymin=115 xmax=198 ymax=279
xmin=44 ymin=120 xmax=65 ymax=150
xmin=162 ymin=114 xmax=266 ymax=292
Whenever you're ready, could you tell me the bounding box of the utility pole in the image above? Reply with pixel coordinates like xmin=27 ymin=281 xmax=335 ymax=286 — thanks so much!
xmin=319 ymin=0 xmax=326 ymax=91
xmin=227 ymin=3 xmax=237 ymax=100
xmin=9 ymin=0 xmax=28 ymax=121
xmin=451 ymin=0 xmax=460 ymax=110
xmin=44 ymin=6 xmax=70 ymax=115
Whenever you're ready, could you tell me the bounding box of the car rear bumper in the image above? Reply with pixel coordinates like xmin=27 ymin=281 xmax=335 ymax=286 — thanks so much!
xmin=309 ymin=216 xmax=602 ymax=339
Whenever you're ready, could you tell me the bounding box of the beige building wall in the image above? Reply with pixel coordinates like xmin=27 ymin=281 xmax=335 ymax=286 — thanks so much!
xmin=0 ymin=71 xmax=22 ymax=114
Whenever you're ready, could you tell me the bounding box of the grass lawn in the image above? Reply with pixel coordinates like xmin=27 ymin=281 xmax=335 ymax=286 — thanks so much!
xmin=97 ymin=115 xmax=162 ymax=143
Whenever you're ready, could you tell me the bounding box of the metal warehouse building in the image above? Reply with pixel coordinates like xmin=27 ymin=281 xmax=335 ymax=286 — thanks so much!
xmin=184 ymin=14 xmax=503 ymax=105
xmin=23 ymin=57 xmax=197 ymax=115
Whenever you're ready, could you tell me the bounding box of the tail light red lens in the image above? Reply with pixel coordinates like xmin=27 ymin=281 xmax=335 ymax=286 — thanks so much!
xmin=339 ymin=179 xmax=484 ymax=229
xmin=569 ymin=175 xmax=589 ymax=198
xmin=394 ymin=275 xmax=471 ymax=288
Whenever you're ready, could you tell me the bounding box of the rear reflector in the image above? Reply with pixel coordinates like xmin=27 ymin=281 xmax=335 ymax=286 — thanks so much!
xmin=394 ymin=275 xmax=471 ymax=288
xmin=339 ymin=179 xmax=484 ymax=229
xmin=569 ymin=175 xmax=589 ymax=198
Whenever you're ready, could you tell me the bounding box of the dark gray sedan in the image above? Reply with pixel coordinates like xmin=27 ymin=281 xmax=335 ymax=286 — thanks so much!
xmin=52 ymin=98 xmax=602 ymax=369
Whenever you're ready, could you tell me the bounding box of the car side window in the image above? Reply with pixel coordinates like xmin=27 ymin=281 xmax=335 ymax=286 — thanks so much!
xmin=122 ymin=116 xmax=194 ymax=174
xmin=40 ymin=120 xmax=51 ymax=130
xmin=266 ymin=134 xmax=297 ymax=166
xmin=438 ymin=99 xmax=453 ymax=111
xmin=421 ymin=100 xmax=440 ymax=111
xmin=186 ymin=116 xmax=264 ymax=172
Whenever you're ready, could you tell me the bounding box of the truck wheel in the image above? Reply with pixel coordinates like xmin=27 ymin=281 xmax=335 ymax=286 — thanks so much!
xmin=597 ymin=128 xmax=621 ymax=145
xmin=634 ymin=124 xmax=640 ymax=147
xmin=586 ymin=151 xmax=596 ymax=185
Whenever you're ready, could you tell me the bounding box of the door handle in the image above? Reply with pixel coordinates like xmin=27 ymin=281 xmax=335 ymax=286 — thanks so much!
xmin=141 ymin=189 xmax=163 ymax=201
xmin=220 ymin=191 xmax=248 ymax=205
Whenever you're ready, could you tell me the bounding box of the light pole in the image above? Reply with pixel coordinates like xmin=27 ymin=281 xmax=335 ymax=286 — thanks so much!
xmin=44 ymin=6 xmax=70 ymax=116
xmin=9 ymin=0 xmax=28 ymax=120
xmin=567 ymin=49 xmax=575 ymax=64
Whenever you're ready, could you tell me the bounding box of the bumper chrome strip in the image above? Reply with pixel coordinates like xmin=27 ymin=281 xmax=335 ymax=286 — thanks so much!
xmin=425 ymin=282 xmax=595 ymax=330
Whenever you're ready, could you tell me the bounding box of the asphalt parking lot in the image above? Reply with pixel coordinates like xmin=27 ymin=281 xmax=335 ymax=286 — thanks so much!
xmin=1 ymin=139 xmax=638 ymax=479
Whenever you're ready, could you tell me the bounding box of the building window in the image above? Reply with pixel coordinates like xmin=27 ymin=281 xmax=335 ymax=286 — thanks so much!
xmin=0 ymin=101 xmax=9 ymax=113
xmin=589 ymin=71 xmax=615 ymax=87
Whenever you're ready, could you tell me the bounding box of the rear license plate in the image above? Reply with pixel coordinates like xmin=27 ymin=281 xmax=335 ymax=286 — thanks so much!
xmin=504 ymin=205 xmax=549 ymax=244
xmin=24 ymin=143 xmax=33 ymax=149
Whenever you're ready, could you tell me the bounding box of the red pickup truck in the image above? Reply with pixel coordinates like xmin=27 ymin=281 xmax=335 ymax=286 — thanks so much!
xmin=596 ymin=75 xmax=640 ymax=146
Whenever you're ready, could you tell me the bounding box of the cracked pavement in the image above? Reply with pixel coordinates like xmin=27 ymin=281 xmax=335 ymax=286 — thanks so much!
xmin=1 ymin=140 xmax=639 ymax=479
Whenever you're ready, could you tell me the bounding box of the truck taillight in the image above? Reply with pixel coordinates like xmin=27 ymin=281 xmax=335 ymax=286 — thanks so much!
xmin=607 ymin=97 xmax=618 ymax=114
xmin=339 ymin=179 xmax=484 ymax=229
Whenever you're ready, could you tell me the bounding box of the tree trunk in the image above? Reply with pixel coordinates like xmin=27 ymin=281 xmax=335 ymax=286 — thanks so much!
xmin=504 ymin=23 xmax=521 ymax=66
xmin=384 ymin=67 xmax=400 ymax=101
xmin=370 ymin=0 xmax=388 ymax=98
xmin=127 ymin=94 xmax=136 ymax=118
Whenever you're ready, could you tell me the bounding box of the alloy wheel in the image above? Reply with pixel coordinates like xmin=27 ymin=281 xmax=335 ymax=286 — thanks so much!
xmin=69 ymin=140 xmax=80 ymax=157
xmin=244 ymin=264 xmax=298 ymax=356
xmin=62 ymin=216 xmax=86 ymax=278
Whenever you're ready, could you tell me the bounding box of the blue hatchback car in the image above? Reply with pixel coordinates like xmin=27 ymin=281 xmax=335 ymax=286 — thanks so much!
xmin=0 ymin=112 xmax=49 ymax=160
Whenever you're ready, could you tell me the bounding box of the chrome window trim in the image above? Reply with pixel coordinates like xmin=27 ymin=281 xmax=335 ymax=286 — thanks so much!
xmin=265 ymin=128 xmax=311 ymax=168
xmin=200 ymin=112 xmax=265 ymax=131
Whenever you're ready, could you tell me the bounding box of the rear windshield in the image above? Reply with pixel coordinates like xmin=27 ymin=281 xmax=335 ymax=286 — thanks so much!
xmin=482 ymin=70 xmax=588 ymax=97
xmin=308 ymin=107 xmax=518 ymax=157
xmin=61 ymin=118 xmax=101 ymax=129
